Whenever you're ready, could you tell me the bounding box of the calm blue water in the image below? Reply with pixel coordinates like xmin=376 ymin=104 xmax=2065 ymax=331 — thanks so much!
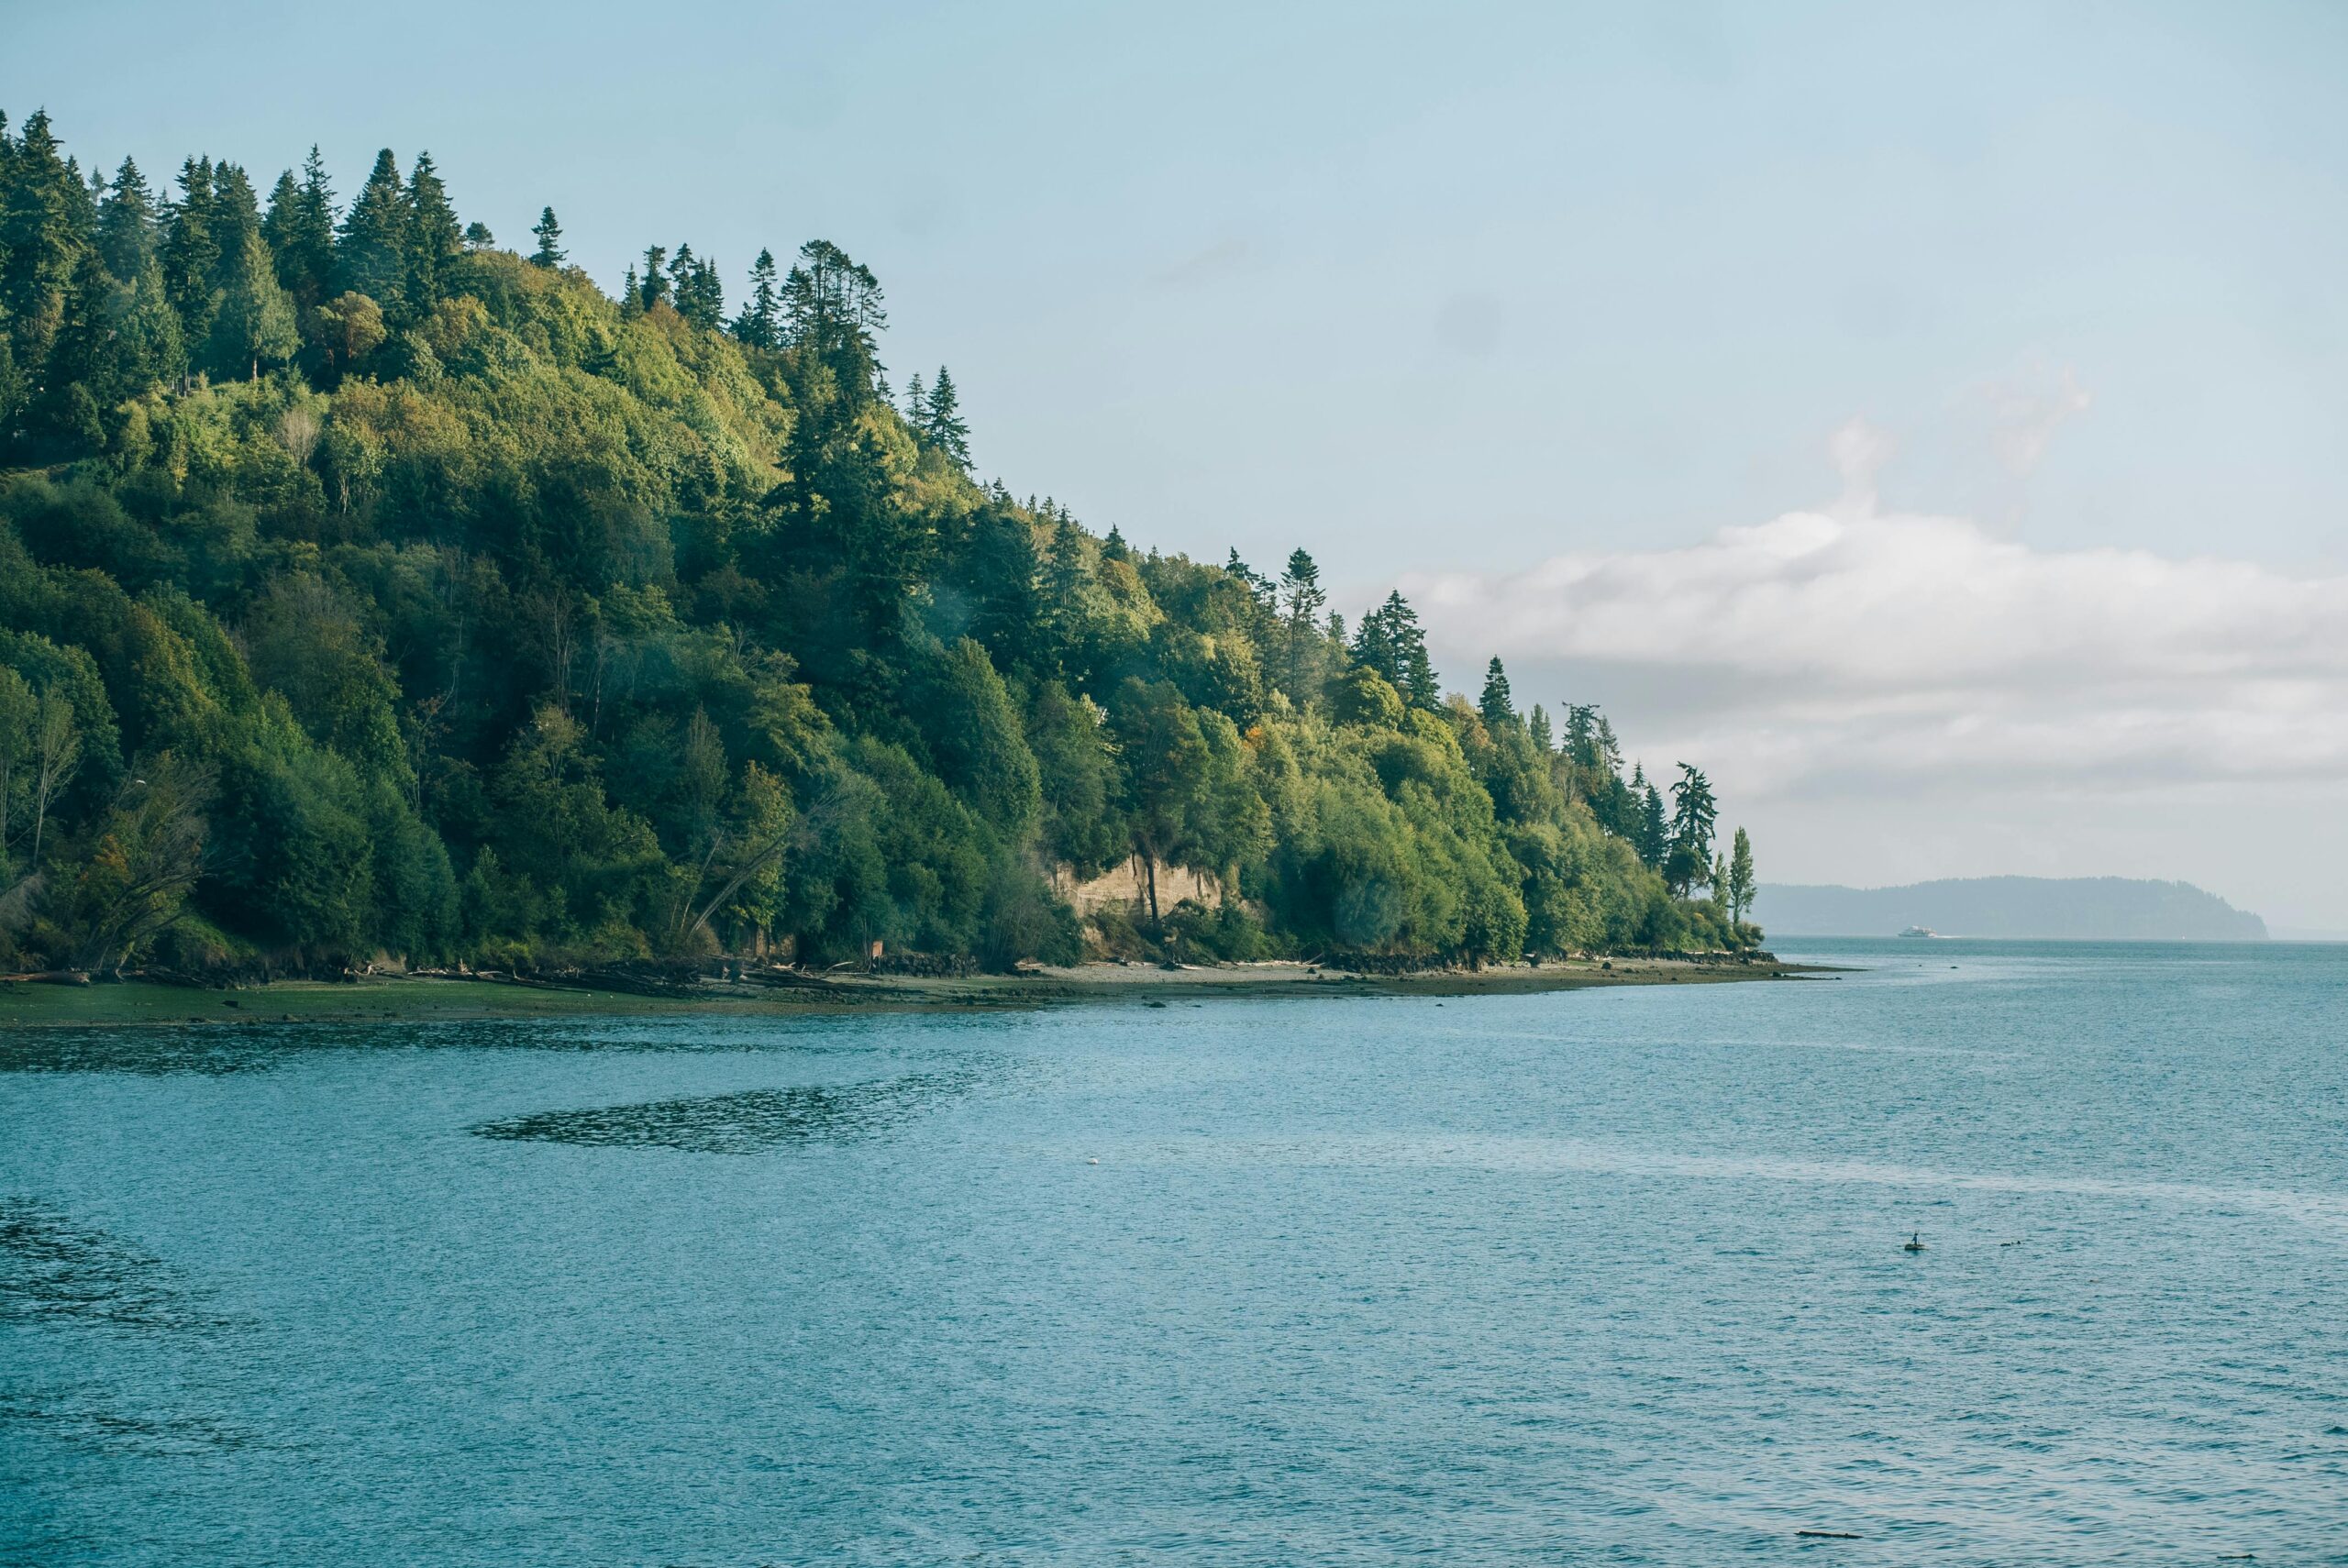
xmin=4 ymin=940 xmax=2345 ymax=1565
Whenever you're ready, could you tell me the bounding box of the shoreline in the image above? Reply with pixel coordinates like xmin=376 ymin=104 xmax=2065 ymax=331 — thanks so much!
xmin=0 ymin=955 xmax=1832 ymax=1030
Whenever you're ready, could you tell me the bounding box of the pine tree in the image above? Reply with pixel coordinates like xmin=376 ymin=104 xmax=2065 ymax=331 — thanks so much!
xmin=158 ymin=156 xmax=222 ymax=355
xmin=529 ymin=207 xmax=565 ymax=268
xmin=205 ymin=163 xmax=262 ymax=293
xmin=730 ymin=247 xmax=779 ymax=347
xmin=903 ymin=371 xmax=925 ymax=425
xmin=781 ymin=238 xmax=885 ymax=394
xmin=1479 ymin=657 xmax=1514 ymax=730
xmin=920 ymin=364 xmax=971 ymax=467
xmin=96 ymin=157 xmax=160 ymax=282
xmin=0 ymin=108 xmax=97 ymax=376
xmin=638 ymin=245 xmax=670 ymax=309
xmin=463 ymin=221 xmax=493 ymax=249
xmin=338 ymin=149 xmax=409 ymax=311
xmin=1350 ymin=591 xmax=1438 ymax=710
xmin=1527 ymin=702 xmax=1554 ymax=755
xmin=404 ymin=151 xmax=461 ymax=307
xmin=262 ymin=148 xmax=337 ymax=310
xmin=1635 ymin=770 xmax=1668 ymax=869
xmin=209 ymin=225 xmax=298 ymax=381
xmin=1279 ymin=548 xmax=1326 ymax=700
xmin=1666 ymin=763 xmax=1718 ymax=895
xmin=672 ymin=245 xmax=723 ymax=329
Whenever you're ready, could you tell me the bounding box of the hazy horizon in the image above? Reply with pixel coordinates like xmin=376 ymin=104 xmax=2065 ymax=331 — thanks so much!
xmin=9 ymin=0 xmax=2342 ymax=923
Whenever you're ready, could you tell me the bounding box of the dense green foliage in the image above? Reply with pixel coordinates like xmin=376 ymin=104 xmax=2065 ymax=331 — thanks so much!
xmin=0 ymin=112 xmax=1755 ymax=976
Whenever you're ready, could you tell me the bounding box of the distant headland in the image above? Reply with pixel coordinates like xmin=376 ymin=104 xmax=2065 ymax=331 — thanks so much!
xmin=1755 ymin=877 xmax=2267 ymax=941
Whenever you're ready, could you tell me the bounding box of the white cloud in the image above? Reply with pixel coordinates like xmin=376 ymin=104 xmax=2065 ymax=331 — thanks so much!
xmin=1407 ymin=495 xmax=2348 ymax=802
xmin=1977 ymin=361 xmax=2093 ymax=479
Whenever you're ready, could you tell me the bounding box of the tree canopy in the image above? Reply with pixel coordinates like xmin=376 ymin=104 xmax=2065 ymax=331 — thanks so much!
xmin=0 ymin=113 xmax=1755 ymax=977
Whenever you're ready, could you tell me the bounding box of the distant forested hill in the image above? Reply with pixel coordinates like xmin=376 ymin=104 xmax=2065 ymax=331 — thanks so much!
xmin=0 ymin=111 xmax=1761 ymax=977
xmin=1755 ymin=878 xmax=2267 ymax=941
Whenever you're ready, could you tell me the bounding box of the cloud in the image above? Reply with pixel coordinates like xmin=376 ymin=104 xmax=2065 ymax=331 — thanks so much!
xmin=1406 ymin=488 xmax=2348 ymax=804
xmin=1976 ymin=361 xmax=2092 ymax=479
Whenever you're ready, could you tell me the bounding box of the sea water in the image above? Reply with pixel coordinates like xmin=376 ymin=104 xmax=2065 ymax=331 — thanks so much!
xmin=3 ymin=940 xmax=2343 ymax=1564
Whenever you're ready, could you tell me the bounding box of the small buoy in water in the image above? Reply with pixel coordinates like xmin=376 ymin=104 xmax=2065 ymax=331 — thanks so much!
xmin=1087 ymin=1157 xmax=1099 ymax=1165
xmin=1902 ymin=1231 xmax=1926 ymax=1253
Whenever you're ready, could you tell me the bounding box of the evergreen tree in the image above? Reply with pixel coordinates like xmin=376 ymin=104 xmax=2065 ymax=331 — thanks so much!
xmin=1635 ymin=769 xmax=1668 ymax=868
xmin=529 ymin=206 xmax=565 ymax=268
xmin=903 ymin=371 xmax=925 ymax=425
xmin=637 ymin=245 xmax=669 ymax=309
xmin=463 ymin=221 xmax=493 ymax=249
xmin=1479 ymin=657 xmax=1515 ymax=731
xmin=918 ymin=364 xmax=971 ymax=467
xmin=1527 ymin=702 xmax=1554 ymax=755
xmin=261 ymin=146 xmax=338 ymax=308
xmin=337 ymin=149 xmax=409 ymax=310
xmin=730 ymin=247 xmax=781 ymax=348
xmin=1279 ymin=547 xmax=1326 ymax=701
xmin=1665 ymin=763 xmax=1718 ymax=896
xmin=209 ymin=225 xmax=298 ymax=381
xmin=672 ymin=245 xmax=724 ymax=329
xmin=404 ymin=151 xmax=461 ymax=306
xmin=96 ymin=157 xmax=159 ymax=282
xmin=1350 ymin=591 xmax=1439 ymax=709
xmin=157 ymin=156 xmax=222 ymax=357
xmin=0 ymin=109 xmax=96 ymax=377
xmin=781 ymin=238 xmax=885 ymax=391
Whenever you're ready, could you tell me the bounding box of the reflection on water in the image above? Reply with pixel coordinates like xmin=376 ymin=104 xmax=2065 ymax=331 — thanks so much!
xmin=0 ymin=1198 xmax=230 ymax=1331
xmin=470 ymin=1067 xmax=982 ymax=1154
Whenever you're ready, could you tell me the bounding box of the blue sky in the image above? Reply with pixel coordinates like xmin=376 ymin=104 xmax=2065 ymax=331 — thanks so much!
xmin=8 ymin=1 xmax=2346 ymax=924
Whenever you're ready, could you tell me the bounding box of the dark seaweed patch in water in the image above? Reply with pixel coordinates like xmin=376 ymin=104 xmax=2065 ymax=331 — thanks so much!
xmin=469 ymin=1068 xmax=981 ymax=1154
xmin=0 ymin=1392 xmax=261 ymax=1456
xmin=0 ymin=1199 xmax=231 ymax=1331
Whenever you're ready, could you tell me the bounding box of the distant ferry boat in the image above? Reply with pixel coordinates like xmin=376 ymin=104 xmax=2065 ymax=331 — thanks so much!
xmin=1898 ymin=925 xmax=1943 ymax=939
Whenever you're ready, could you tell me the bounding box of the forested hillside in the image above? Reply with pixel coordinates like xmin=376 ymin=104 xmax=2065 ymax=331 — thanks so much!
xmin=0 ymin=111 xmax=1755 ymax=977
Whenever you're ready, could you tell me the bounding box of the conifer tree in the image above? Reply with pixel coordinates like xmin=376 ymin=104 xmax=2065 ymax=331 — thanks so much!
xmin=338 ymin=149 xmax=409 ymax=310
xmin=463 ymin=221 xmax=493 ymax=249
xmin=404 ymin=151 xmax=461 ymax=307
xmin=96 ymin=157 xmax=159 ymax=282
xmin=1279 ymin=548 xmax=1326 ymax=700
xmin=672 ymin=245 xmax=723 ymax=329
xmin=919 ymin=364 xmax=971 ymax=467
xmin=209 ymin=225 xmax=298 ymax=381
xmin=158 ymin=156 xmax=222 ymax=354
xmin=529 ymin=207 xmax=565 ymax=268
xmin=0 ymin=109 xmax=96 ymax=375
xmin=637 ymin=245 xmax=669 ymax=309
xmin=1527 ymin=702 xmax=1554 ymax=755
xmin=269 ymin=147 xmax=338 ymax=308
xmin=1479 ymin=657 xmax=1515 ymax=730
xmin=1351 ymin=591 xmax=1439 ymax=709
xmin=731 ymin=247 xmax=779 ymax=348
xmin=1666 ymin=763 xmax=1718 ymax=895
xmin=1635 ymin=769 xmax=1668 ymax=868
xmin=781 ymin=238 xmax=885 ymax=394
xmin=903 ymin=371 xmax=925 ymax=425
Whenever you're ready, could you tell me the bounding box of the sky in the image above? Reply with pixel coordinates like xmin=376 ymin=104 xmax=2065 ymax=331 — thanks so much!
xmin=7 ymin=0 xmax=2346 ymax=928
